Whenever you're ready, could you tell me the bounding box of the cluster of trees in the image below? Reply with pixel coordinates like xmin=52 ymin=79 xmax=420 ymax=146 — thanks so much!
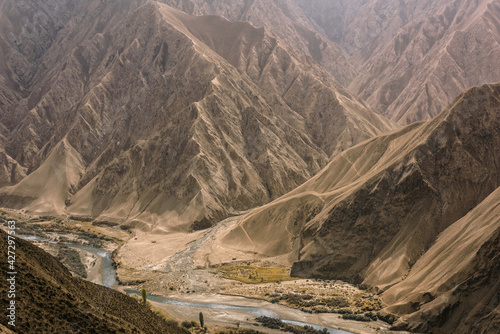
xmin=255 ymin=316 xmax=329 ymax=334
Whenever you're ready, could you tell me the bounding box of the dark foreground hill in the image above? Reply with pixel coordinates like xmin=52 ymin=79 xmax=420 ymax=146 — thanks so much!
xmin=0 ymin=229 xmax=185 ymax=333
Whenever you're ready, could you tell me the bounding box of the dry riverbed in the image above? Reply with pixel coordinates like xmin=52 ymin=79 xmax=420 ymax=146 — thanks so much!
xmin=1 ymin=209 xmax=403 ymax=334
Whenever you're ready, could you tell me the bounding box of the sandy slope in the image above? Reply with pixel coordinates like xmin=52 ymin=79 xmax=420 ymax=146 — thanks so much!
xmin=200 ymin=82 xmax=500 ymax=332
xmin=381 ymin=186 xmax=500 ymax=333
xmin=0 ymin=139 xmax=84 ymax=214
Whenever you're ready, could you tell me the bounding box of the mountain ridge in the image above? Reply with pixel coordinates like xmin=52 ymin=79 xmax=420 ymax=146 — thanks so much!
xmin=0 ymin=0 xmax=393 ymax=231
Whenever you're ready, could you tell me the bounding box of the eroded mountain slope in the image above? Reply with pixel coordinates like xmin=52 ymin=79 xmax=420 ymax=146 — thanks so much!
xmin=197 ymin=82 xmax=500 ymax=332
xmin=382 ymin=186 xmax=500 ymax=333
xmin=295 ymin=0 xmax=500 ymax=124
xmin=159 ymin=0 xmax=357 ymax=86
xmin=204 ymin=82 xmax=500 ymax=286
xmin=163 ymin=0 xmax=500 ymax=125
xmin=0 ymin=1 xmax=392 ymax=231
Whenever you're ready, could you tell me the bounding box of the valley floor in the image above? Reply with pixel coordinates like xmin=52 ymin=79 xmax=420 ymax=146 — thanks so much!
xmin=0 ymin=209 xmax=405 ymax=334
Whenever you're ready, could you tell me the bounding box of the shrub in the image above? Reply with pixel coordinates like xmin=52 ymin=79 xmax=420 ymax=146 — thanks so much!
xmin=342 ymin=314 xmax=371 ymax=322
xmin=181 ymin=321 xmax=192 ymax=329
xmin=165 ymin=319 xmax=179 ymax=327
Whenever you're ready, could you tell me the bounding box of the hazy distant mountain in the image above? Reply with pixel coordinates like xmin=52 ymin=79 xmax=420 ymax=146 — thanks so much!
xmin=159 ymin=0 xmax=358 ymax=86
xmin=209 ymin=82 xmax=500 ymax=332
xmin=294 ymin=0 xmax=500 ymax=124
xmin=0 ymin=0 xmax=392 ymax=230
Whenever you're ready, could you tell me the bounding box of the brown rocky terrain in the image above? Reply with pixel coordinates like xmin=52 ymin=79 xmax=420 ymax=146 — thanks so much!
xmin=161 ymin=0 xmax=500 ymax=125
xmin=1 ymin=1 xmax=499 ymax=333
xmin=350 ymin=0 xmax=500 ymax=124
xmin=382 ymin=186 xmax=500 ymax=333
xmin=202 ymin=82 xmax=500 ymax=332
xmin=0 ymin=229 xmax=185 ymax=333
xmin=159 ymin=0 xmax=358 ymax=86
xmin=0 ymin=0 xmax=392 ymax=231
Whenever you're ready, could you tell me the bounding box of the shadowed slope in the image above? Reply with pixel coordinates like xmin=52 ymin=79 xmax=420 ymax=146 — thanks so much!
xmin=201 ymin=82 xmax=500 ymax=332
xmin=382 ymin=187 xmax=500 ymax=333
xmin=0 ymin=229 xmax=185 ymax=333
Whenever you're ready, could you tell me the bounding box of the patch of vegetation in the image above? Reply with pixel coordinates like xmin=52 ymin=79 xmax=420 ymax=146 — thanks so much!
xmin=275 ymin=293 xmax=351 ymax=310
xmin=56 ymin=244 xmax=87 ymax=278
xmin=216 ymin=329 xmax=267 ymax=334
xmin=377 ymin=312 xmax=398 ymax=325
xmin=353 ymin=294 xmax=382 ymax=311
xmin=342 ymin=314 xmax=371 ymax=322
xmin=217 ymin=265 xmax=294 ymax=283
xmin=334 ymin=308 xmax=354 ymax=314
xmin=165 ymin=319 xmax=180 ymax=326
xmin=255 ymin=316 xmax=329 ymax=334
xmin=181 ymin=320 xmax=200 ymax=329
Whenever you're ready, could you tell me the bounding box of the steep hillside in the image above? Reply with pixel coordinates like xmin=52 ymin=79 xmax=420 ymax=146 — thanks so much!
xmin=160 ymin=0 xmax=357 ymax=86
xmin=0 ymin=0 xmax=89 ymax=131
xmin=196 ymin=82 xmax=500 ymax=331
xmin=201 ymin=81 xmax=500 ymax=295
xmin=350 ymin=0 xmax=500 ymax=124
xmin=382 ymin=187 xmax=500 ymax=333
xmin=0 ymin=1 xmax=392 ymax=231
xmin=164 ymin=0 xmax=500 ymax=125
xmin=157 ymin=5 xmax=393 ymax=156
xmin=0 ymin=229 xmax=185 ymax=333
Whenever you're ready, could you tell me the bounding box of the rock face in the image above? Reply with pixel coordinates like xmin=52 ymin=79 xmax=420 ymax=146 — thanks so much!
xmin=0 ymin=230 xmax=184 ymax=333
xmin=0 ymin=0 xmax=393 ymax=230
xmin=159 ymin=0 xmax=358 ymax=86
xmin=215 ymin=82 xmax=500 ymax=331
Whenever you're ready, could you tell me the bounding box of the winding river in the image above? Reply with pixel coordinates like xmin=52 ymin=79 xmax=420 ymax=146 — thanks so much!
xmin=21 ymin=235 xmax=352 ymax=334
xmin=20 ymin=235 xmax=117 ymax=287
xmin=67 ymin=243 xmax=118 ymax=288
xmin=125 ymin=289 xmax=351 ymax=334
